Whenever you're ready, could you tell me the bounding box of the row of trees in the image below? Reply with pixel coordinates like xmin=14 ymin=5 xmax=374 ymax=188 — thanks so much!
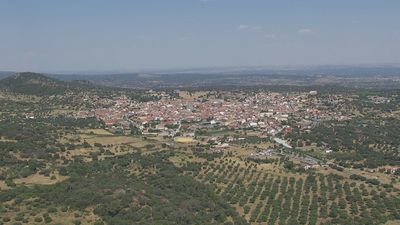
xmin=192 ymin=158 xmax=400 ymax=225
xmin=287 ymin=116 xmax=400 ymax=168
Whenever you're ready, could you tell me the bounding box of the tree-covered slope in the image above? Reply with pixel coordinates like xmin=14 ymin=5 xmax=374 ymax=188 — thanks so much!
xmin=0 ymin=72 xmax=68 ymax=95
xmin=0 ymin=152 xmax=248 ymax=225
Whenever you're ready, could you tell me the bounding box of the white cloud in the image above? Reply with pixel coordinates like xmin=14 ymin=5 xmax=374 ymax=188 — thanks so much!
xmin=298 ymin=28 xmax=314 ymax=34
xmin=264 ymin=34 xmax=277 ymax=39
xmin=238 ymin=24 xmax=263 ymax=31
xmin=238 ymin=25 xmax=249 ymax=30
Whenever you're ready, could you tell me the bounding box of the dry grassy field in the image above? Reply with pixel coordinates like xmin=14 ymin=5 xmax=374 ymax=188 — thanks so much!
xmin=14 ymin=172 xmax=68 ymax=186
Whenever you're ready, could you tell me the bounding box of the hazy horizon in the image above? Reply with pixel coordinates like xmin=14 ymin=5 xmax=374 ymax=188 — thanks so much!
xmin=1 ymin=0 xmax=400 ymax=72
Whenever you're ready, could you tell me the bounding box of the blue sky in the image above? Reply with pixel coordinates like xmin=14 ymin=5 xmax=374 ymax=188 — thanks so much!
xmin=1 ymin=0 xmax=400 ymax=72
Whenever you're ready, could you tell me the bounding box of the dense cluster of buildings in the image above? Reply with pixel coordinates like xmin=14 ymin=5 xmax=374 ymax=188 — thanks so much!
xmin=74 ymin=91 xmax=355 ymax=137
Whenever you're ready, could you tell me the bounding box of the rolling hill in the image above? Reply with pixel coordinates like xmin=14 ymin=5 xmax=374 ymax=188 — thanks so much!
xmin=0 ymin=72 xmax=92 ymax=95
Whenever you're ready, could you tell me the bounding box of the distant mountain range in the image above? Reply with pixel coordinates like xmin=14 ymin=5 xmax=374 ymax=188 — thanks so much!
xmin=0 ymin=71 xmax=16 ymax=80
xmin=1 ymin=64 xmax=400 ymax=90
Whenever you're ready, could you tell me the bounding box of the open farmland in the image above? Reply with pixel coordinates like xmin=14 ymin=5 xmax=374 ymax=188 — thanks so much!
xmin=186 ymin=156 xmax=400 ymax=225
xmin=0 ymin=73 xmax=399 ymax=225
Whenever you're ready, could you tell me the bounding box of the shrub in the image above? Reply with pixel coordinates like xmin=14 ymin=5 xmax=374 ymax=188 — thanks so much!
xmin=34 ymin=217 xmax=43 ymax=222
